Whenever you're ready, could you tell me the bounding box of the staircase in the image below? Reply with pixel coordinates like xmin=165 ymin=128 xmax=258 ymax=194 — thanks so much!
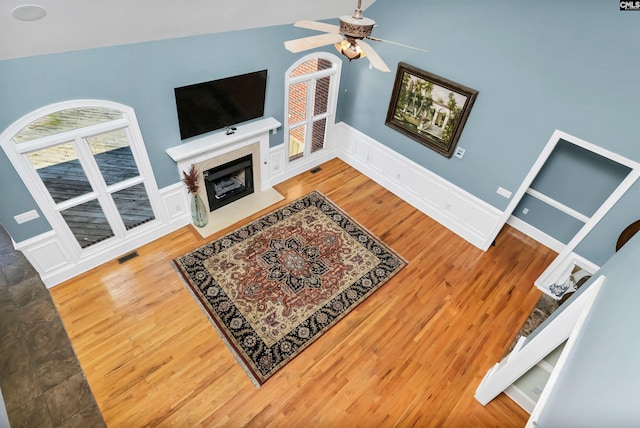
xmin=475 ymin=275 xmax=605 ymax=426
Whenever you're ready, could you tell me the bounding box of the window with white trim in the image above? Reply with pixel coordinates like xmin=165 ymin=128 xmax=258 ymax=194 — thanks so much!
xmin=285 ymin=53 xmax=341 ymax=164
xmin=1 ymin=101 xmax=162 ymax=252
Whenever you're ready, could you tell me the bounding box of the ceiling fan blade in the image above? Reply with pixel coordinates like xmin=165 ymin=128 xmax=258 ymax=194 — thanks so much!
xmin=358 ymin=40 xmax=391 ymax=72
xmin=294 ymin=20 xmax=341 ymax=34
xmin=284 ymin=33 xmax=344 ymax=53
xmin=367 ymin=36 xmax=429 ymax=53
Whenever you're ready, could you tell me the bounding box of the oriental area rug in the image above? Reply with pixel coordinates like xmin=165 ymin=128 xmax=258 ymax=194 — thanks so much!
xmin=172 ymin=191 xmax=407 ymax=386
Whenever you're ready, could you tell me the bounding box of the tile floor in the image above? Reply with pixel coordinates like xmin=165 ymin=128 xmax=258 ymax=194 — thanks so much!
xmin=0 ymin=226 xmax=105 ymax=427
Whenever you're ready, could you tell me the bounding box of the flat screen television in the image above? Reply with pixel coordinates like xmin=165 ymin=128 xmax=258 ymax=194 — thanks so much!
xmin=174 ymin=69 xmax=267 ymax=140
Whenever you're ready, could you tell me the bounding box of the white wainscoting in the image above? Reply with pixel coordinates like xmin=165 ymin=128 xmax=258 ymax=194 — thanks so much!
xmin=15 ymin=183 xmax=189 ymax=288
xmin=333 ymin=123 xmax=503 ymax=251
xmin=15 ymin=121 xmax=511 ymax=287
xmin=267 ymin=144 xmax=337 ymax=185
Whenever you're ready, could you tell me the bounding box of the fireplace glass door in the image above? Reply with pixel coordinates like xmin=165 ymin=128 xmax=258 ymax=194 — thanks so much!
xmin=204 ymin=154 xmax=254 ymax=211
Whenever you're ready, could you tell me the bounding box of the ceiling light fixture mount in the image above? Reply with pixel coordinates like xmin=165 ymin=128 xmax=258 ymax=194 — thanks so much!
xmin=338 ymin=0 xmax=374 ymax=40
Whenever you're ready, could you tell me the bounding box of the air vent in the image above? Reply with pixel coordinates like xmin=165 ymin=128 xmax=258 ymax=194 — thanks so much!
xmin=117 ymin=251 xmax=139 ymax=264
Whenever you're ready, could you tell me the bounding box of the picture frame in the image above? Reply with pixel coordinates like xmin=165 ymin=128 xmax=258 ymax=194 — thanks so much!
xmin=385 ymin=62 xmax=478 ymax=158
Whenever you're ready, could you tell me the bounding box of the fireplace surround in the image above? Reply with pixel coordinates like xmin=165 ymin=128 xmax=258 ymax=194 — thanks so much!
xmin=166 ymin=117 xmax=283 ymax=236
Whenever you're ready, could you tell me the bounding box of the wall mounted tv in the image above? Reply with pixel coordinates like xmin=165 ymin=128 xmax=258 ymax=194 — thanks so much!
xmin=174 ymin=69 xmax=267 ymax=140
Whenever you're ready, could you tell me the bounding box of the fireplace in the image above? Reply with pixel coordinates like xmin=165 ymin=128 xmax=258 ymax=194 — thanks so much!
xmin=203 ymin=154 xmax=254 ymax=211
xmin=166 ymin=117 xmax=284 ymax=237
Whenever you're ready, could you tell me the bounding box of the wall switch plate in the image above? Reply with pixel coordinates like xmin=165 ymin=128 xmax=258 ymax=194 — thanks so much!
xmin=14 ymin=209 xmax=39 ymax=224
xmin=496 ymin=187 xmax=512 ymax=199
xmin=454 ymin=147 xmax=466 ymax=159
xmin=522 ymin=208 xmax=529 ymax=214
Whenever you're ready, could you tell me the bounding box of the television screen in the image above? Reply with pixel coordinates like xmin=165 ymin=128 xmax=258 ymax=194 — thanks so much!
xmin=174 ymin=69 xmax=267 ymax=140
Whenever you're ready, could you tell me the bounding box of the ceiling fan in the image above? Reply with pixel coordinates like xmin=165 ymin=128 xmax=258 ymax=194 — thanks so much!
xmin=283 ymin=0 xmax=427 ymax=73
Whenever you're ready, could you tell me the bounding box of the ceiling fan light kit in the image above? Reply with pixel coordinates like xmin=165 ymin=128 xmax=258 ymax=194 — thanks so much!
xmin=284 ymin=0 xmax=425 ymax=73
xmin=334 ymin=1 xmax=375 ymax=63
xmin=335 ymin=39 xmax=366 ymax=61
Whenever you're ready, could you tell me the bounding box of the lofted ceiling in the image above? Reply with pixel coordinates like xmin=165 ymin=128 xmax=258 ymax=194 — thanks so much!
xmin=0 ymin=0 xmax=376 ymax=61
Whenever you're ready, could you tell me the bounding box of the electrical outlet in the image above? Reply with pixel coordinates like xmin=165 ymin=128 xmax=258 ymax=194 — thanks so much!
xmin=14 ymin=209 xmax=40 ymax=224
xmin=522 ymin=208 xmax=529 ymax=214
xmin=496 ymin=187 xmax=512 ymax=199
xmin=454 ymin=147 xmax=466 ymax=159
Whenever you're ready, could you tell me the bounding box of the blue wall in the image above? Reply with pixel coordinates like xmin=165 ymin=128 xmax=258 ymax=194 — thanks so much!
xmin=1 ymin=0 xmax=638 ymax=266
xmin=513 ymin=140 xmax=632 ymax=248
xmin=337 ymin=0 xmax=640 ymax=265
xmin=0 ymin=26 xmax=301 ymax=242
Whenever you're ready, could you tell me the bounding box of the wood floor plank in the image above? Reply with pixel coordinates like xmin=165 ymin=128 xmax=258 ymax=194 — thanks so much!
xmin=50 ymin=158 xmax=556 ymax=427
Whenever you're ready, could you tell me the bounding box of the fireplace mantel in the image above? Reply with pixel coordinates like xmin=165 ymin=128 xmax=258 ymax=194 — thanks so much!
xmin=166 ymin=117 xmax=280 ymax=164
xmin=166 ymin=117 xmax=280 ymax=194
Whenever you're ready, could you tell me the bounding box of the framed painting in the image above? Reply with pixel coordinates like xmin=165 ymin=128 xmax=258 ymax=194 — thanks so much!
xmin=385 ymin=62 xmax=478 ymax=158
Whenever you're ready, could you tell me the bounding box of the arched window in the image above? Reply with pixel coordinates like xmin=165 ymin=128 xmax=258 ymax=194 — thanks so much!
xmin=285 ymin=53 xmax=341 ymax=165
xmin=1 ymin=100 xmax=163 ymax=254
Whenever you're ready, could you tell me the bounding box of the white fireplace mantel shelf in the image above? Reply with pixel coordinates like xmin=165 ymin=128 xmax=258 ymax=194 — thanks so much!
xmin=166 ymin=117 xmax=281 ymax=163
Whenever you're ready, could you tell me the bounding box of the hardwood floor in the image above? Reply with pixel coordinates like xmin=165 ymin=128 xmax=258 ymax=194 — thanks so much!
xmin=49 ymin=158 xmax=557 ymax=427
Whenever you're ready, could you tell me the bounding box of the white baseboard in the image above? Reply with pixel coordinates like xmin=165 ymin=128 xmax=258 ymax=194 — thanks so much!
xmin=506 ymin=216 xmax=565 ymax=253
xmin=13 ymin=142 xmax=339 ymax=287
xmin=268 ymin=144 xmax=337 ymax=186
xmin=14 ymin=183 xmax=189 ymax=288
xmin=14 ymin=121 xmax=548 ymax=285
xmin=334 ymin=122 xmax=504 ymax=251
